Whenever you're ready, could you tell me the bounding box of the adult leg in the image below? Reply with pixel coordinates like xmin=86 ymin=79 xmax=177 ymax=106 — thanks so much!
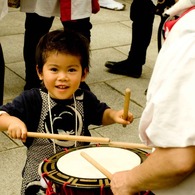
xmin=62 ymin=18 xmax=92 ymax=91
xmin=105 ymin=0 xmax=156 ymax=78
xmin=61 ymin=17 xmax=92 ymax=42
xmin=24 ymin=13 xmax=54 ymax=90
xmin=128 ymin=0 xmax=156 ymax=66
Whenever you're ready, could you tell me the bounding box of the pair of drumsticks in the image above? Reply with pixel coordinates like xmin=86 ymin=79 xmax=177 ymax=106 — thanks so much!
xmin=27 ymin=88 xmax=151 ymax=149
xmin=82 ymin=88 xmax=137 ymax=180
xmin=28 ymin=89 xmax=150 ymax=179
xmin=82 ymin=88 xmax=134 ymax=179
xmin=80 ymin=88 xmax=130 ymax=179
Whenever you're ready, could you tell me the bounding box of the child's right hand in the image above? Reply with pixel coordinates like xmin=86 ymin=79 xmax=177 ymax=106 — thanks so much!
xmin=7 ymin=117 xmax=27 ymax=142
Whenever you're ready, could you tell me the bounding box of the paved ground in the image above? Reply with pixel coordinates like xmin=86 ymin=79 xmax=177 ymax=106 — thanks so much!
xmin=0 ymin=1 xmax=161 ymax=194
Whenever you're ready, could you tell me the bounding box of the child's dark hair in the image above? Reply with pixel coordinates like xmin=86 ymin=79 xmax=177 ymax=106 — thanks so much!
xmin=36 ymin=29 xmax=90 ymax=76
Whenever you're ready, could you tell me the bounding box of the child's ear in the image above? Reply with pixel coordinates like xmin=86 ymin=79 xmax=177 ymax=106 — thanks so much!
xmin=36 ymin=65 xmax=43 ymax=80
xmin=81 ymin=68 xmax=89 ymax=82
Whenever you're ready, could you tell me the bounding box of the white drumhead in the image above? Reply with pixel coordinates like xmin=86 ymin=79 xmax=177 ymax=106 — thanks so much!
xmin=57 ymin=147 xmax=141 ymax=179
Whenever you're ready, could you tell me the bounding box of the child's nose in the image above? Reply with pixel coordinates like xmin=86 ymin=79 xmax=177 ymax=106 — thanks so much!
xmin=58 ymin=72 xmax=69 ymax=80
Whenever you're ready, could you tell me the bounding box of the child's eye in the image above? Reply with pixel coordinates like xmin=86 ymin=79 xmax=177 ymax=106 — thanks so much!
xmin=68 ymin=68 xmax=77 ymax=72
xmin=50 ymin=68 xmax=58 ymax=72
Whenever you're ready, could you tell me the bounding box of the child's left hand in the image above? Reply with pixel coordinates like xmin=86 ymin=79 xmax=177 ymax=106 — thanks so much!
xmin=113 ymin=109 xmax=134 ymax=125
xmin=102 ymin=109 xmax=133 ymax=126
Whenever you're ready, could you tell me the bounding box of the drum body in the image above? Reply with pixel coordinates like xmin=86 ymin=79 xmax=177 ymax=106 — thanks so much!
xmin=41 ymin=144 xmax=148 ymax=195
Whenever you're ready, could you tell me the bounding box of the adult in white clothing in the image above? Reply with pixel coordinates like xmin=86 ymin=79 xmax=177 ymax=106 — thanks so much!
xmin=110 ymin=0 xmax=195 ymax=194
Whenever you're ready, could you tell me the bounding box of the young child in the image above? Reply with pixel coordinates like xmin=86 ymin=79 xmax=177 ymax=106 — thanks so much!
xmin=0 ymin=30 xmax=133 ymax=195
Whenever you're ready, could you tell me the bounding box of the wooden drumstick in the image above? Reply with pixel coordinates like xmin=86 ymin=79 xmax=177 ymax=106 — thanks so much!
xmin=27 ymin=132 xmax=110 ymax=143
xmin=26 ymin=133 xmax=152 ymax=150
xmin=80 ymin=151 xmax=112 ymax=180
xmin=109 ymin=141 xmax=152 ymax=150
xmin=123 ymin=88 xmax=131 ymax=127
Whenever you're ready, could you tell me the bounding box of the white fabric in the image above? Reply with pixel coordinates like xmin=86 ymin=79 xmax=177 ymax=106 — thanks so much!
xmin=139 ymin=8 xmax=195 ymax=195
xmin=139 ymin=9 xmax=195 ymax=148
xmin=68 ymin=0 xmax=92 ymax=20
xmin=99 ymin=0 xmax=125 ymax=10
xmin=20 ymin=0 xmax=60 ymax=17
xmin=59 ymin=0 xmax=94 ymax=21
xmin=151 ymin=0 xmax=157 ymax=6
xmin=164 ymin=0 xmax=194 ymax=16
xmin=0 ymin=0 xmax=8 ymax=20
xmin=20 ymin=0 xmax=93 ymax=20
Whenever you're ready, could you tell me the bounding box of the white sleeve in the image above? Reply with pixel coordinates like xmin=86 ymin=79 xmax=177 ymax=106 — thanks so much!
xmin=164 ymin=0 xmax=194 ymax=16
xmin=139 ymin=9 xmax=195 ymax=147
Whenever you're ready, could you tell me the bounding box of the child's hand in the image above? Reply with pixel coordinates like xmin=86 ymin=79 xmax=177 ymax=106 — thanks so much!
xmin=7 ymin=118 xmax=27 ymax=142
xmin=102 ymin=109 xmax=133 ymax=126
xmin=114 ymin=109 xmax=134 ymax=125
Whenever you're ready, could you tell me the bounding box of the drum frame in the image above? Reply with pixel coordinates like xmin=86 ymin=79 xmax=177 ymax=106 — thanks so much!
xmin=41 ymin=144 xmax=148 ymax=190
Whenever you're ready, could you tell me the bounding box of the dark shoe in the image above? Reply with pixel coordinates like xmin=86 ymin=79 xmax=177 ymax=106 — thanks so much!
xmin=105 ymin=60 xmax=142 ymax=78
xmin=105 ymin=59 xmax=127 ymax=69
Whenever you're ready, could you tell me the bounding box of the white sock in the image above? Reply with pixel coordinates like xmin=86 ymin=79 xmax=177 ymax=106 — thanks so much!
xmin=99 ymin=0 xmax=124 ymax=10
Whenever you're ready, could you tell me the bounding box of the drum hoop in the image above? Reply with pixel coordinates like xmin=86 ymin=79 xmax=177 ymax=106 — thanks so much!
xmin=41 ymin=144 xmax=148 ymax=188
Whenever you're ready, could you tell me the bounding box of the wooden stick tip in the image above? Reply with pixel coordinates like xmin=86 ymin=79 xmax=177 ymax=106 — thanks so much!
xmin=125 ymin=88 xmax=131 ymax=93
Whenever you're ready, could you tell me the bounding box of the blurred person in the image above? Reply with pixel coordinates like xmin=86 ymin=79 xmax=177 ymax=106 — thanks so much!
xmin=110 ymin=0 xmax=195 ymax=194
xmin=20 ymin=0 xmax=99 ymax=90
xmin=105 ymin=0 xmax=175 ymax=78
xmin=105 ymin=0 xmax=156 ymax=78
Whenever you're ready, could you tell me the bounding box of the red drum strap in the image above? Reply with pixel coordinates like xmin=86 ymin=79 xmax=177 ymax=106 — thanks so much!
xmin=42 ymin=173 xmax=57 ymax=195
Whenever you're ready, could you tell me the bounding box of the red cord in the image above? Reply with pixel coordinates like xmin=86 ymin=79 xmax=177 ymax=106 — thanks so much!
xmin=63 ymin=182 xmax=71 ymax=195
xmin=100 ymin=184 xmax=105 ymax=195
xmin=42 ymin=173 xmax=56 ymax=195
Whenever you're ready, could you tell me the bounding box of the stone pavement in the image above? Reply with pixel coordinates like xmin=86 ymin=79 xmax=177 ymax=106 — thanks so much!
xmin=0 ymin=1 xmax=161 ymax=194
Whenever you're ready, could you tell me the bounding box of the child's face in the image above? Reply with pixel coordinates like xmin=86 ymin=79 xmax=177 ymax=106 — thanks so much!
xmin=37 ymin=52 xmax=87 ymax=99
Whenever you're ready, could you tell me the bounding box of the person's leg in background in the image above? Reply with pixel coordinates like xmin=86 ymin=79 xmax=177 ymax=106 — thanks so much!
xmin=61 ymin=17 xmax=92 ymax=42
xmin=105 ymin=0 xmax=156 ymax=78
xmin=61 ymin=17 xmax=92 ymax=91
xmin=23 ymin=13 xmax=54 ymax=90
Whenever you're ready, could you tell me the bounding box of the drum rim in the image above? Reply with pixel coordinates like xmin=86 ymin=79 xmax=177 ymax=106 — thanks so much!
xmin=41 ymin=144 xmax=148 ymax=188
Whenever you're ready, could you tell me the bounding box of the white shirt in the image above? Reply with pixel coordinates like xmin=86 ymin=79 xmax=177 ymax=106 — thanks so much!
xmin=139 ymin=8 xmax=195 ymax=195
xmin=20 ymin=0 xmax=60 ymax=17
xmin=151 ymin=0 xmax=157 ymax=6
xmin=20 ymin=0 xmax=93 ymax=20
xmin=60 ymin=0 xmax=92 ymax=21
